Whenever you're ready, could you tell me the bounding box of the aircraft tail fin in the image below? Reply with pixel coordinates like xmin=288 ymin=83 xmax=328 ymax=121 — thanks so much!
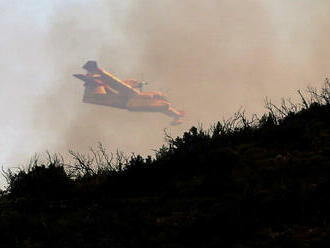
xmin=83 ymin=61 xmax=100 ymax=74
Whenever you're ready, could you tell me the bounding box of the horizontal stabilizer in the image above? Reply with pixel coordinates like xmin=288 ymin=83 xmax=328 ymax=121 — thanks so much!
xmin=73 ymin=74 xmax=87 ymax=80
xmin=73 ymin=74 xmax=100 ymax=88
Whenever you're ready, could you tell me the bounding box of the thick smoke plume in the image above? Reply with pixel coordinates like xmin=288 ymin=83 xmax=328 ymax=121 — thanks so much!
xmin=1 ymin=0 xmax=330 ymax=184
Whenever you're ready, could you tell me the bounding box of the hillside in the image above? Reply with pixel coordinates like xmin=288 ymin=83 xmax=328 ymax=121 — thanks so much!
xmin=0 ymin=82 xmax=329 ymax=248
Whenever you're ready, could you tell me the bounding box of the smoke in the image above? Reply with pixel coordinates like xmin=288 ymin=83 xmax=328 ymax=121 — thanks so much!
xmin=1 ymin=0 xmax=330 ymax=186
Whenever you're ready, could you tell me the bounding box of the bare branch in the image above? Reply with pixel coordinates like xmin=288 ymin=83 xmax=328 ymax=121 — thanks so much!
xmin=297 ymin=89 xmax=309 ymax=109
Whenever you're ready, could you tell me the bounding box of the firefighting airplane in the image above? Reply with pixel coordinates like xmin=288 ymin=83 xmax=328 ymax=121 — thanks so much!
xmin=73 ymin=61 xmax=184 ymax=125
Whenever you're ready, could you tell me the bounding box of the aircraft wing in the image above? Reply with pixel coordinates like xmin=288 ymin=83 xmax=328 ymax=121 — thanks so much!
xmin=73 ymin=74 xmax=118 ymax=96
xmin=82 ymin=61 xmax=139 ymax=97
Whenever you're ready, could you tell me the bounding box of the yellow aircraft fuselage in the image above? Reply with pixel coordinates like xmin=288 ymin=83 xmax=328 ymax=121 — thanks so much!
xmin=74 ymin=61 xmax=184 ymax=125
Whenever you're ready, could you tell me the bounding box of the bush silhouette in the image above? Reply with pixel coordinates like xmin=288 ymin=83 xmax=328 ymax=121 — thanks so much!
xmin=0 ymin=81 xmax=329 ymax=247
xmin=4 ymin=157 xmax=70 ymax=198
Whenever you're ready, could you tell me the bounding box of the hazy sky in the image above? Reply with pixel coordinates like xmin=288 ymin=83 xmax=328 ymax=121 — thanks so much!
xmin=1 ymin=0 xmax=330 ymax=187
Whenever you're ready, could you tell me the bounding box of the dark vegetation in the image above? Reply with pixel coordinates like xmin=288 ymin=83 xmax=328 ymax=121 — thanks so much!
xmin=0 ymin=81 xmax=329 ymax=247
